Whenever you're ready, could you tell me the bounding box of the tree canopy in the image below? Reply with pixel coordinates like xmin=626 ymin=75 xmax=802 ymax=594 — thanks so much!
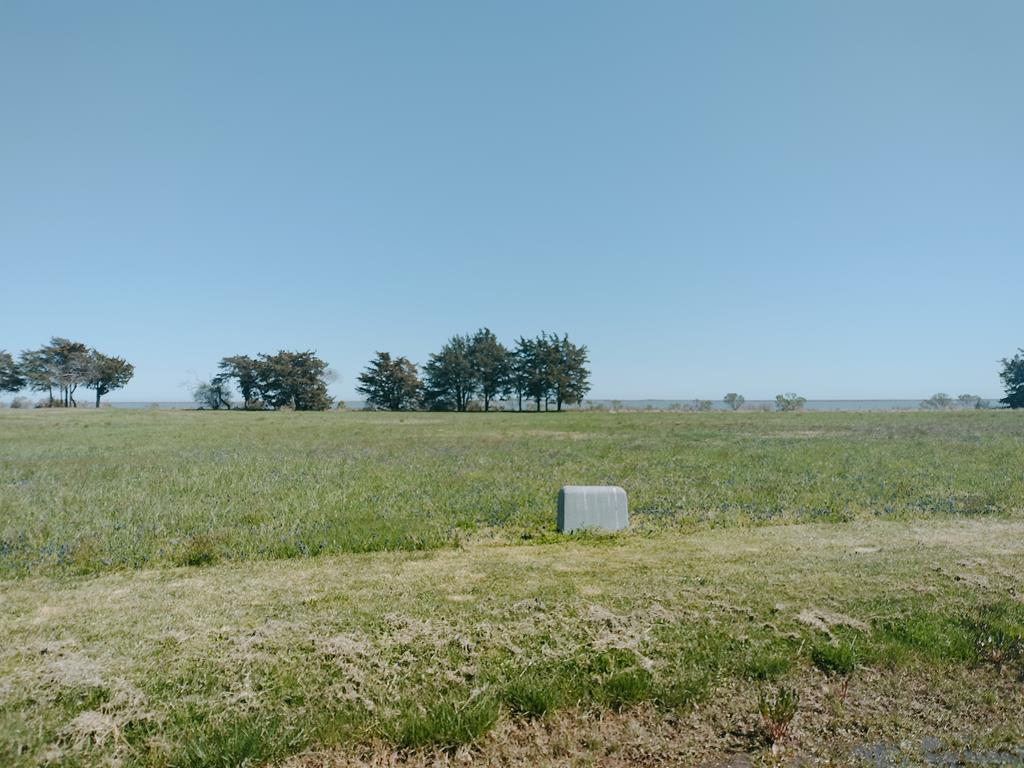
xmin=0 ymin=350 xmax=25 ymax=393
xmin=999 ymin=349 xmax=1024 ymax=409
xmin=85 ymin=352 xmax=135 ymax=407
xmin=468 ymin=328 xmax=510 ymax=412
xmin=363 ymin=329 xmax=589 ymax=413
xmin=13 ymin=338 xmax=134 ymax=407
xmin=356 ymin=352 xmax=422 ymax=411
xmin=217 ymin=355 xmax=261 ymax=409
xmin=214 ymin=350 xmax=333 ymax=410
xmin=511 ymin=332 xmax=590 ymax=412
xmin=423 ymin=334 xmax=476 ymax=412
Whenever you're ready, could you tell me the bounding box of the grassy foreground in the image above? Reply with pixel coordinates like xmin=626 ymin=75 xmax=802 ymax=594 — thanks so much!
xmin=2 ymin=520 xmax=1024 ymax=766
xmin=1 ymin=409 xmax=1022 ymax=577
xmin=1 ymin=409 xmax=1023 ymax=766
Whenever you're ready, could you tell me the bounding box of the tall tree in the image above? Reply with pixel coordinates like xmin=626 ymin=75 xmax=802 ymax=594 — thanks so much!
xmin=356 ymin=352 xmax=422 ymax=411
xmin=550 ymin=333 xmax=590 ymax=411
xmin=423 ymin=334 xmax=476 ymax=411
xmin=0 ymin=350 xmax=25 ymax=394
xmin=254 ymin=350 xmax=333 ymax=411
xmin=53 ymin=338 xmax=91 ymax=407
xmin=20 ymin=338 xmax=91 ymax=407
xmin=467 ymin=328 xmax=510 ymax=411
xmin=999 ymin=349 xmax=1024 ymax=409
xmin=515 ymin=333 xmax=557 ymax=412
xmin=510 ymin=336 xmax=535 ymax=412
xmin=17 ymin=347 xmax=57 ymax=403
xmin=85 ymin=351 xmax=134 ymax=407
xmin=217 ymin=355 xmax=261 ymax=408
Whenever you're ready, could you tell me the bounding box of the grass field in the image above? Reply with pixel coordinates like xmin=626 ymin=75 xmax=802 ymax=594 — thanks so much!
xmin=1 ymin=409 xmax=1023 ymax=766
xmin=2 ymin=409 xmax=1022 ymax=577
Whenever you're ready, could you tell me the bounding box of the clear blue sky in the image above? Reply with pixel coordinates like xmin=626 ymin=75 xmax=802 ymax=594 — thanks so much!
xmin=2 ymin=2 xmax=1020 ymax=401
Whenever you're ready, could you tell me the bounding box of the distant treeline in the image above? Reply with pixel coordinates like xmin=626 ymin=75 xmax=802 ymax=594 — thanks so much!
xmin=0 ymin=338 xmax=134 ymax=408
xmin=5 ymin=339 xmax=1023 ymax=412
xmin=356 ymin=329 xmax=589 ymax=412
xmin=201 ymin=329 xmax=590 ymax=412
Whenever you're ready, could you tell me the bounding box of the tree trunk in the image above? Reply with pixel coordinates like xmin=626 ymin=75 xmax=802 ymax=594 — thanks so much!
xmin=484 ymin=395 xmax=490 ymax=412
xmin=95 ymin=390 xmax=101 ymax=408
xmin=70 ymin=384 xmax=77 ymax=407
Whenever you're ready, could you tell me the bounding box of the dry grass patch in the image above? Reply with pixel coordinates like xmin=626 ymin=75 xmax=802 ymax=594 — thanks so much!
xmin=1 ymin=519 xmax=1023 ymax=765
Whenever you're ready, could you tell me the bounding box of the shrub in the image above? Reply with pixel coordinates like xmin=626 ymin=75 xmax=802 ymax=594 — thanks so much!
xmin=10 ymin=396 xmax=30 ymax=409
xmin=757 ymin=686 xmax=799 ymax=745
xmin=920 ymin=393 xmax=953 ymax=410
xmin=724 ymin=392 xmax=745 ymax=410
xmin=775 ymin=393 xmax=807 ymax=412
xmin=811 ymin=640 xmax=858 ymax=702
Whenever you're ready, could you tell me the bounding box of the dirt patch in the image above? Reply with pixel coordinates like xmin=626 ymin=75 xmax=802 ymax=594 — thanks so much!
xmin=796 ymin=608 xmax=869 ymax=637
xmin=60 ymin=710 xmax=121 ymax=749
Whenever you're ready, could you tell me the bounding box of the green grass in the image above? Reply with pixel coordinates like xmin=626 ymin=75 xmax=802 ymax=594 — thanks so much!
xmin=810 ymin=640 xmax=859 ymax=676
xmin=385 ymin=694 xmax=500 ymax=751
xmin=1 ymin=408 xmax=1022 ymax=577
xmin=1 ymin=409 xmax=1024 ymax=765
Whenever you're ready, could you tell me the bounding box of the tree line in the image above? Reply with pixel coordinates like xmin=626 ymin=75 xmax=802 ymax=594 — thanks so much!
xmin=0 ymin=338 xmax=134 ymax=407
xmin=200 ymin=329 xmax=590 ymax=412
xmin=6 ymin=338 xmax=1024 ymax=411
xmin=357 ymin=329 xmax=590 ymax=411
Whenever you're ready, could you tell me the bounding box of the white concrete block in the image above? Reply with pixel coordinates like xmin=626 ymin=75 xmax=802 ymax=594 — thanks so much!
xmin=557 ymin=485 xmax=629 ymax=533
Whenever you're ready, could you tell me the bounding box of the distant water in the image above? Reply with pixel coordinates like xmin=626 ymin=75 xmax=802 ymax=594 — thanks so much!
xmin=577 ymin=399 xmax=937 ymax=412
xmin=107 ymin=401 xmax=199 ymax=410
xmin=84 ymin=398 xmax=996 ymax=412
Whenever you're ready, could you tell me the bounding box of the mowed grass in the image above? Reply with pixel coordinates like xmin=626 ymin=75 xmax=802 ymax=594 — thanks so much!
xmin=1 ymin=408 xmax=1022 ymax=577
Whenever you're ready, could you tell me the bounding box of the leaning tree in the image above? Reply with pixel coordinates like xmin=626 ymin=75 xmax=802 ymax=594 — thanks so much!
xmin=85 ymin=351 xmax=135 ymax=407
xmin=0 ymin=350 xmax=25 ymax=394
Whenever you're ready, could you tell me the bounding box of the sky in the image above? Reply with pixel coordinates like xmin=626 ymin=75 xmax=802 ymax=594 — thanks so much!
xmin=1 ymin=1 xmax=1021 ymax=402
